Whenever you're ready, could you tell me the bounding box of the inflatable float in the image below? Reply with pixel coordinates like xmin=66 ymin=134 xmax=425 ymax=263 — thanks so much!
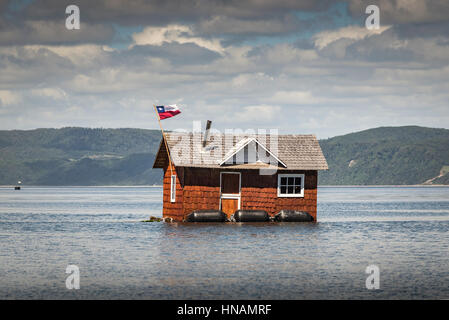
xmin=185 ymin=210 xmax=227 ymax=222
xmin=232 ymin=210 xmax=270 ymax=222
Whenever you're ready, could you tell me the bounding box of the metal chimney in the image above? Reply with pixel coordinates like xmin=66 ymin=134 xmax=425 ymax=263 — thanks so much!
xmin=202 ymin=120 xmax=212 ymax=148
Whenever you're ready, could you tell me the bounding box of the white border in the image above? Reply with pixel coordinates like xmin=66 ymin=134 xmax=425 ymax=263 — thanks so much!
xmin=277 ymin=173 xmax=305 ymax=197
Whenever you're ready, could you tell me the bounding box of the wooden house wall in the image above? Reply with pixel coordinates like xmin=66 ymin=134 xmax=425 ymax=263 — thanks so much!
xmin=162 ymin=164 xmax=184 ymax=220
xmin=162 ymin=167 xmax=318 ymax=221
xmin=240 ymin=170 xmax=318 ymax=220
xmin=182 ymin=168 xmax=221 ymax=217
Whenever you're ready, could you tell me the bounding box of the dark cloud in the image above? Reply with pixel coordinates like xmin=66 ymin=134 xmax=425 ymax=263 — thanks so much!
xmin=0 ymin=0 xmax=449 ymax=136
xmin=2 ymin=0 xmax=449 ymax=47
xmin=0 ymin=20 xmax=115 ymax=46
xmin=315 ymin=25 xmax=449 ymax=65
xmin=394 ymin=21 xmax=449 ymax=39
xmin=0 ymin=46 xmax=75 ymax=88
xmin=195 ymin=13 xmax=302 ymax=36
xmin=348 ymin=0 xmax=449 ymax=25
xmin=0 ymin=0 xmax=334 ymax=46
xmin=19 ymin=0 xmax=331 ymax=23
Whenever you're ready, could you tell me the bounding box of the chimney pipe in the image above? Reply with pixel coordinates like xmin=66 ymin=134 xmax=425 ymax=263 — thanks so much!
xmin=202 ymin=120 xmax=212 ymax=148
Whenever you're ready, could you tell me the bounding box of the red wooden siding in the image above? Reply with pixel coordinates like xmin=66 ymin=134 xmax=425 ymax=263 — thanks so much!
xmin=182 ymin=168 xmax=221 ymax=218
xmin=162 ymin=164 xmax=184 ymax=220
xmin=162 ymin=166 xmax=318 ymax=222
xmin=240 ymin=170 xmax=318 ymax=220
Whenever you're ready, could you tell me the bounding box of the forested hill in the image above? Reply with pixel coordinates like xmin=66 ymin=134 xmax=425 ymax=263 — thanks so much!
xmin=1 ymin=126 xmax=448 ymax=186
xmin=0 ymin=127 xmax=162 ymax=185
xmin=318 ymin=126 xmax=449 ymax=185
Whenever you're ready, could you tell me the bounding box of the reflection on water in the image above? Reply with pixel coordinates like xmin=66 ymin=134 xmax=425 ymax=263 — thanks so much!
xmin=0 ymin=186 xmax=448 ymax=299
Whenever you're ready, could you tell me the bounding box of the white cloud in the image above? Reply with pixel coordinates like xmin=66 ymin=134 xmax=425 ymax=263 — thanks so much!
xmin=0 ymin=90 xmax=21 ymax=106
xmin=233 ymin=105 xmax=281 ymax=123
xmin=313 ymin=25 xmax=391 ymax=50
xmin=269 ymin=91 xmax=320 ymax=105
xmin=261 ymin=44 xmax=319 ymax=65
xmin=231 ymin=73 xmax=273 ymax=87
xmin=131 ymin=24 xmax=224 ymax=53
xmin=32 ymin=88 xmax=67 ymax=100
xmin=41 ymin=45 xmax=114 ymax=65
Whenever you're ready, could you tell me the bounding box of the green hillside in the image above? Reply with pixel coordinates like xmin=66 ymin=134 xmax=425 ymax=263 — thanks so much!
xmin=318 ymin=126 xmax=449 ymax=185
xmin=0 ymin=127 xmax=162 ymax=185
xmin=1 ymin=126 xmax=448 ymax=186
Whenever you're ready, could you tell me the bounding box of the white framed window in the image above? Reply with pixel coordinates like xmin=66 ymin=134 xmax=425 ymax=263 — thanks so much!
xmin=277 ymin=174 xmax=305 ymax=197
xmin=170 ymin=175 xmax=176 ymax=203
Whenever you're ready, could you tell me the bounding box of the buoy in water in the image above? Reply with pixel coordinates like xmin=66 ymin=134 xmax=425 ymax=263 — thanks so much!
xmin=186 ymin=210 xmax=227 ymax=222
xmin=233 ymin=210 xmax=270 ymax=222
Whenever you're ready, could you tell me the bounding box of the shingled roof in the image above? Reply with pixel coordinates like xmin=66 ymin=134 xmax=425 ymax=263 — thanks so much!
xmin=153 ymin=132 xmax=328 ymax=170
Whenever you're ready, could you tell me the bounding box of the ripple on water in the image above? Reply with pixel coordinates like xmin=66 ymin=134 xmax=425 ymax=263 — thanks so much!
xmin=0 ymin=186 xmax=448 ymax=299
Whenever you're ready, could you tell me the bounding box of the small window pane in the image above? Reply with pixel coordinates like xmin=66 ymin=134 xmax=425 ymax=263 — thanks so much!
xmin=170 ymin=175 xmax=176 ymax=202
xmin=294 ymin=185 xmax=302 ymax=194
xmin=280 ymin=186 xmax=287 ymax=194
xmin=287 ymin=177 xmax=294 ymax=185
xmin=294 ymin=177 xmax=301 ymax=186
xmin=287 ymin=186 xmax=294 ymax=194
xmin=280 ymin=177 xmax=287 ymax=185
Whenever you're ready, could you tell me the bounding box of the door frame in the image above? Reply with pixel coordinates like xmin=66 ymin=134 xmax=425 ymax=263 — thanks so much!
xmin=219 ymin=171 xmax=241 ymax=211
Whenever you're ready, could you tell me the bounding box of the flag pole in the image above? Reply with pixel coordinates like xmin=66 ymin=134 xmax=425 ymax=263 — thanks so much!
xmin=154 ymin=105 xmax=174 ymax=177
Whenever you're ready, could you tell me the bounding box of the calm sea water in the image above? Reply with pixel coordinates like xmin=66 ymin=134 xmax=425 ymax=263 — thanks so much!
xmin=0 ymin=186 xmax=448 ymax=299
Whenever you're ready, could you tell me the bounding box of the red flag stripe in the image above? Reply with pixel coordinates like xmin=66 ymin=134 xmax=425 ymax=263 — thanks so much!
xmin=159 ymin=110 xmax=181 ymax=120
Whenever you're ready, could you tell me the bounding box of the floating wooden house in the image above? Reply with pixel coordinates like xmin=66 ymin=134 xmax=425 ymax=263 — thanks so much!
xmin=153 ymin=126 xmax=328 ymax=222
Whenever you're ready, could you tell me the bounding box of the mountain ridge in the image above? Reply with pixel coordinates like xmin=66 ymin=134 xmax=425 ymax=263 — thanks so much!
xmin=1 ymin=126 xmax=448 ymax=186
xmin=318 ymin=125 xmax=449 ymax=185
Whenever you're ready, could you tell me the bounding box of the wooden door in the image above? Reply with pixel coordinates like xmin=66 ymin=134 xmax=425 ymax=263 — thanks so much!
xmin=220 ymin=172 xmax=241 ymax=218
xmin=221 ymin=198 xmax=239 ymax=218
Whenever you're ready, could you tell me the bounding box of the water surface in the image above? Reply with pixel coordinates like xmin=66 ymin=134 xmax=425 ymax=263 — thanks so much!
xmin=0 ymin=186 xmax=448 ymax=299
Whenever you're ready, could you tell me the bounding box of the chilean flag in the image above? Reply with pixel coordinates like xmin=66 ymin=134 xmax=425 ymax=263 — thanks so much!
xmin=156 ymin=104 xmax=181 ymax=120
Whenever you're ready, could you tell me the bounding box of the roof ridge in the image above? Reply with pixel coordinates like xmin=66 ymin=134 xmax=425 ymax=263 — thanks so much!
xmin=155 ymin=131 xmax=328 ymax=170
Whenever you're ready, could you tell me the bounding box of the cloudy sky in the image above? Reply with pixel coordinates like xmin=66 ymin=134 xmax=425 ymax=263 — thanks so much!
xmin=1 ymin=0 xmax=448 ymax=138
